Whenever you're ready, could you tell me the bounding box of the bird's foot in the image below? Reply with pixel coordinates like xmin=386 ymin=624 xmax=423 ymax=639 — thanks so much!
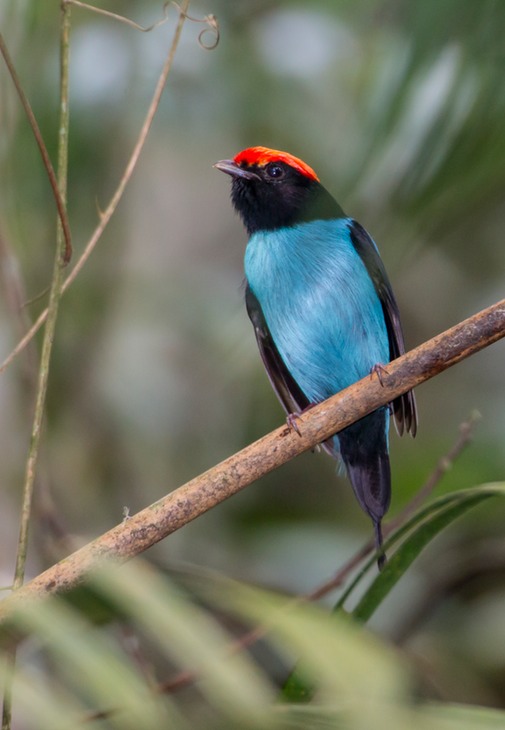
xmin=370 ymin=362 xmax=389 ymax=386
xmin=284 ymin=403 xmax=317 ymax=437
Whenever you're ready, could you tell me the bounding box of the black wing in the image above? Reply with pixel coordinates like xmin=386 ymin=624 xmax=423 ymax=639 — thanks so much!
xmin=245 ymin=285 xmax=310 ymax=417
xmin=349 ymin=220 xmax=418 ymax=437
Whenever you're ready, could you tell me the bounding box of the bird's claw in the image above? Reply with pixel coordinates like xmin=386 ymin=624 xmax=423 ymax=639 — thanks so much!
xmin=285 ymin=412 xmax=303 ymax=437
xmin=283 ymin=403 xmax=319 ymax=437
xmin=370 ymin=363 xmax=389 ymax=386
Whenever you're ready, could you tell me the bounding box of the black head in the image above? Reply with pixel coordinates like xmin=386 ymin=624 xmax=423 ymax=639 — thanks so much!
xmin=214 ymin=146 xmax=344 ymax=235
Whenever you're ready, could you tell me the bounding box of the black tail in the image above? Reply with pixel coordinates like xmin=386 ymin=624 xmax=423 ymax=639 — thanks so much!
xmin=338 ymin=409 xmax=391 ymax=570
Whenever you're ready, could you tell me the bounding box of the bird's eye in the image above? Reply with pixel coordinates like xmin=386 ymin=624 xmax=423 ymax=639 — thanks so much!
xmin=265 ymin=163 xmax=284 ymax=179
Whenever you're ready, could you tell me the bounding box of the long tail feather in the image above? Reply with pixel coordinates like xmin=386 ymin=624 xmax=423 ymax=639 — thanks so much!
xmin=338 ymin=409 xmax=391 ymax=569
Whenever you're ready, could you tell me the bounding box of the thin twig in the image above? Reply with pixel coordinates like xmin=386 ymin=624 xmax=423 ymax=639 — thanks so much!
xmin=0 ymin=298 xmax=503 ymax=623
xmin=0 ymin=307 xmax=55 ymax=375
xmin=393 ymin=537 xmax=505 ymax=644
xmin=386 ymin=411 xmax=480 ymax=533
xmin=0 ymin=35 xmax=72 ymax=264
xmin=11 ymin=0 xmax=71 ymax=594
xmin=66 ymin=0 xmax=219 ymax=47
xmin=67 ymin=0 xmax=173 ymax=33
xmin=0 ymin=0 xmax=198 ymax=377
xmin=2 ymin=8 xmax=73 ymax=726
xmin=21 ymin=285 xmax=51 ymax=309
xmin=0 ymin=228 xmax=39 ymax=380
xmin=0 ymin=218 xmax=70 ymax=576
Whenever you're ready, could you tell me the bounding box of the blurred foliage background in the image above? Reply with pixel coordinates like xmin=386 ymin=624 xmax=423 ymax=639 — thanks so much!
xmin=1 ymin=0 xmax=505 ymax=721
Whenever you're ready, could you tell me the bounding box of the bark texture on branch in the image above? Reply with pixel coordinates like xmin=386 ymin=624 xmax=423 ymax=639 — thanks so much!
xmin=1 ymin=299 xmax=504 ymax=618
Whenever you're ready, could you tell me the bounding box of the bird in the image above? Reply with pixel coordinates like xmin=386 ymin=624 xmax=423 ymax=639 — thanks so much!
xmin=214 ymin=146 xmax=417 ymax=567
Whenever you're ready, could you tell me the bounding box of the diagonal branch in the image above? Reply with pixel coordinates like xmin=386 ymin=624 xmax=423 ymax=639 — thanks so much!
xmin=0 ymin=298 xmax=503 ymax=619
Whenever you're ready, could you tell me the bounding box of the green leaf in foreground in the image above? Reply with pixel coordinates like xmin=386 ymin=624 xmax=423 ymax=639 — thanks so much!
xmin=283 ymin=483 xmax=505 ymax=702
xmin=343 ymin=483 xmax=505 ymax=622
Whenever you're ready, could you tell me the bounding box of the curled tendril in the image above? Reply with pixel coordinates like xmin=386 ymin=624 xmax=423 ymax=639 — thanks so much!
xmin=67 ymin=0 xmax=220 ymax=49
xmin=171 ymin=3 xmax=220 ymax=49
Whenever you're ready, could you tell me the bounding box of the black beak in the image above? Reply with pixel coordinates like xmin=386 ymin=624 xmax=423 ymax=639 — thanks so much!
xmin=213 ymin=159 xmax=261 ymax=181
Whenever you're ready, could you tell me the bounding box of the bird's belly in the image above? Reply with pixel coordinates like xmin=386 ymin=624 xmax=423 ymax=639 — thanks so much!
xmin=245 ymin=222 xmax=389 ymax=405
xmin=269 ymin=292 xmax=388 ymax=403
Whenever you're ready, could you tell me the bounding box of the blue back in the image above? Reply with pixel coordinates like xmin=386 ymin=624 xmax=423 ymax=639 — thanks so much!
xmin=244 ymin=218 xmax=390 ymax=404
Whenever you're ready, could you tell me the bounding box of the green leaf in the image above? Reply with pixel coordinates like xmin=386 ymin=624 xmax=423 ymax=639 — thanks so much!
xmin=89 ymin=560 xmax=275 ymax=728
xmin=283 ymin=484 xmax=505 ymax=702
xmin=340 ymin=483 xmax=505 ymax=621
xmin=420 ymin=702 xmax=505 ymax=729
xmin=208 ymin=579 xmax=410 ymax=714
xmin=8 ymin=594 xmax=178 ymax=729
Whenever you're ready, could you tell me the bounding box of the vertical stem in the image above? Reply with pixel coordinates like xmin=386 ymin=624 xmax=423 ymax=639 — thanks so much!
xmin=1 ymin=3 xmax=71 ymax=727
xmin=13 ymin=0 xmax=70 ymax=590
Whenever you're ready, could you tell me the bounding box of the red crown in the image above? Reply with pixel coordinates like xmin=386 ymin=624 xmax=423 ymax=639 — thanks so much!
xmin=233 ymin=146 xmax=319 ymax=182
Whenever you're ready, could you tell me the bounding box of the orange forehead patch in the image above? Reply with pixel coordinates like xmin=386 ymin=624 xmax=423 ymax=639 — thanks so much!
xmin=233 ymin=146 xmax=320 ymax=182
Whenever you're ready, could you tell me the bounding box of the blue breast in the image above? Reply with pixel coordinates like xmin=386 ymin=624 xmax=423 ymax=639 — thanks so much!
xmin=244 ymin=218 xmax=389 ymax=404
